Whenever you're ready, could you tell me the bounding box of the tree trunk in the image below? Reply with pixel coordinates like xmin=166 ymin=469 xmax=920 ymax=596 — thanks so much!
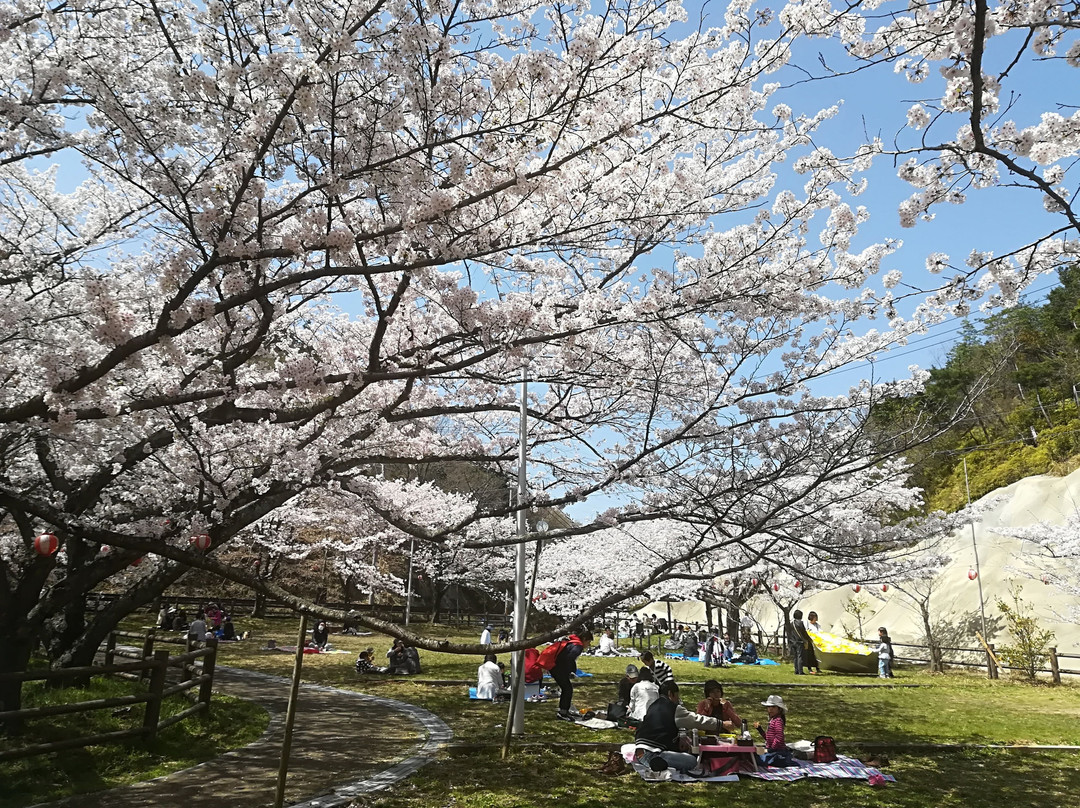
xmin=919 ymin=601 xmax=942 ymax=672
xmin=0 ymin=634 xmax=34 ymax=734
xmin=252 ymin=589 xmax=267 ymax=618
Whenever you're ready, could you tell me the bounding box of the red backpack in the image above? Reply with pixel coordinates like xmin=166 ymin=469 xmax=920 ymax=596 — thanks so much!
xmin=535 ymin=635 xmax=582 ymax=671
xmin=813 ymin=736 xmax=837 ymax=763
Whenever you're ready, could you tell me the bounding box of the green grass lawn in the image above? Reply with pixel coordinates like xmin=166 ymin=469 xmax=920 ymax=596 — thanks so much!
xmin=10 ymin=611 xmax=1077 ymax=808
xmin=206 ymin=615 xmax=1080 ymax=747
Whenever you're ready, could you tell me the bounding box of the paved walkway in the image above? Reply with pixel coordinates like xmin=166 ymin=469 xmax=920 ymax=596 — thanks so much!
xmin=31 ymin=666 xmax=452 ymax=808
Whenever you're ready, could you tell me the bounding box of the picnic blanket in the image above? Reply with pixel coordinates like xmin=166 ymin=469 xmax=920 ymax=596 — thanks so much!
xmin=276 ymin=646 xmax=351 ymax=655
xmin=630 ymin=761 xmax=740 ymax=783
xmin=574 ymin=717 xmax=620 ymax=731
xmin=621 ymin=744 xmax=894 ymax=785
xmin=747 ymin=755 xmax=896 ymax=782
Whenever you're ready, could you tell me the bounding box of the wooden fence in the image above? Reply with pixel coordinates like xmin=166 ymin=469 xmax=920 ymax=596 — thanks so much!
xmin=889 ymin=639 xmax=1080 ymax=683
xmin=0 ymin=632 xmax=217 ymax=762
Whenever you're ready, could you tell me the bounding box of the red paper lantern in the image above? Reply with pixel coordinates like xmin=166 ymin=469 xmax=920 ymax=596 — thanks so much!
xmin=967 ymin=568 xmax=978 ymax=581
xmin=190 ymin=533 xmax=211 ymax=551
xmin=751 ymin=578 xmax=759 ymax=587
xmin=881 ymin=584 xmax=889 ymax=593
xmin=794 ymin=580 xmax=802 ymax=588
xmin=34 ymin=533 xmax=59 ymax=556
xmin=772 ymin=583 xmax=780 ymax=592
xmin=851 ymin=584 xmax=861 ymax=593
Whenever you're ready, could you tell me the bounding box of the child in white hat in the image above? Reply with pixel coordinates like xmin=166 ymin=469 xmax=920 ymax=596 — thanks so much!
xmin=754 ymin=694 xmax=794 ymax=766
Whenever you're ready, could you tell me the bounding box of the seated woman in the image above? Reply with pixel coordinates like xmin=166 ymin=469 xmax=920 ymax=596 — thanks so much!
xmin=387 ymin=640 xmax=413 ymax=674
xmin=694 ymin=680 xmax=742 ymax=732
xmin=627 ymin=666 xmax=659 ymax=725
xmin=597 ymin=629 xmax=618 ymax=655
xmin=476 ymin=653 xmax=511 ymax=700
xmin=311 ymin=621 xmax=330 ymax=650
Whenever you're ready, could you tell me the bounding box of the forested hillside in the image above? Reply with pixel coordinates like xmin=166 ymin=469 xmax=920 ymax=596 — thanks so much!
xmin=881 ymin=266 xmax=1080 ymax=512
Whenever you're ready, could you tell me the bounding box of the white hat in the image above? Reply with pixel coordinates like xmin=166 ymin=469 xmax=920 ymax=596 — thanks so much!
xmin=761 ymin=694 xmax=786 ymax=711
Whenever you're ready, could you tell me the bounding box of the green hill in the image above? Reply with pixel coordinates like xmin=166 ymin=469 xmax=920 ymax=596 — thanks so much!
xmin=875 ymin=265 xmax=1080 ymax=512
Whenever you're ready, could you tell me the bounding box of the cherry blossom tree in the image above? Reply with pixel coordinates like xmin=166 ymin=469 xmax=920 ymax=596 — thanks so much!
xmin=2 ymin=0 xmax=1077 ymax=720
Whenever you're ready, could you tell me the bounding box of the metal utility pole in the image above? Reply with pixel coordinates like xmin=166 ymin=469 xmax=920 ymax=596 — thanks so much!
xmin=963 ymin=457 xmax=989 ymax=641
xmin=511 ymin=367 xmax=529 ymax=737
xmin=405 ymin=536 xmax=415 ymax=625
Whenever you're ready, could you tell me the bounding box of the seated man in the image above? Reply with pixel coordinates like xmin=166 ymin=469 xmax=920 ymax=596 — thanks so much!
xmin=476 ymin=653 xmax=510 ymax=700
xmin=736 ymin=634 xmax=758 ymax=665
xmin=634 ymin=681 xmax=715 ymax=775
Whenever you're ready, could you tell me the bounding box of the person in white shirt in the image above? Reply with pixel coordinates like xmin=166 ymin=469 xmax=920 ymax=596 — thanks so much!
xmin=627 ymin=666 xmax=660 ymax=722
xmin=480 ymin=625 xmax=492 ymax=645
xmin=598 ymin=629 xmax=617 ymax=655
xmin=476 ymin=653 xmax=509 ymax=700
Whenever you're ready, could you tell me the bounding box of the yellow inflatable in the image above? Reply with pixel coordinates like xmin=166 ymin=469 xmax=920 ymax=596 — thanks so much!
xmin=808 ymin=630 xmax=878 ymax=674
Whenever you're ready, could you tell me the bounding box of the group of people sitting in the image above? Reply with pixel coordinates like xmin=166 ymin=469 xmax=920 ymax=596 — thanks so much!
xmin=354 ymin=639 xmax=422 ymax=675
xmin=158 ymin=602 xmax=241 ymax=642
xmin=633 ymin=681 xmax=794 ymax=774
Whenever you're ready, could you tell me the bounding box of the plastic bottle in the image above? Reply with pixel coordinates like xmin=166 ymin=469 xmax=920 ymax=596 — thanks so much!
xmin=691 ymin=728 xmax=700 ymax=754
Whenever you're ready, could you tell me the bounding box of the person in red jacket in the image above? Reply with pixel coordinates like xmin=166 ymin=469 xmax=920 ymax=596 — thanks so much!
xmin=548 ymin=629 xmax=593 ymax=721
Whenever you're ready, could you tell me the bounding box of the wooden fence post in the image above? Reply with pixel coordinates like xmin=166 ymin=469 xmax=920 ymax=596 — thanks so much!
xmin=142 ymin=649 xmax=169 ymax=742
xmin=987 ymin=644 xmax=999 ymax=679
xmin=199 ymin=638 xmax=218 ymax=715
xmin=104 ymin=632 xmax=116 ymax=667
xmin=1049 ymin=646 xmax=1061 ymax=685
xmin=182 ymin=633 xmax=196 ymax=684
xmin=140 ymin=629 xmax=155 ymax=681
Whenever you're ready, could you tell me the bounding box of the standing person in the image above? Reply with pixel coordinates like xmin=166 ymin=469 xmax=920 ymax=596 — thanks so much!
xmin=695 ymin=680 xmax=742 ymax=732
xmin=804 ymin=611 xmax=821 ymax=674
xmin=546 ymin=629 xmax=592 ymax=721
xmin=703 ymin=628 xmax=720 ymax=668
xmin=754 ymin=694 xmax=793 ymax=767
xmin=638 ymin=650 xmax=674 ymax=688
xmin=497 ymin=626 xmax=510 ymax=643
xmin=789 ymin=609 xmax=809 ymax=675
xmin=633 ymin=616 xmax=644 ymax=646
xmin=877 ymin=627 xmax=895 ymax=679
xmin=480 ymin=625 xmax=492 ymax=645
